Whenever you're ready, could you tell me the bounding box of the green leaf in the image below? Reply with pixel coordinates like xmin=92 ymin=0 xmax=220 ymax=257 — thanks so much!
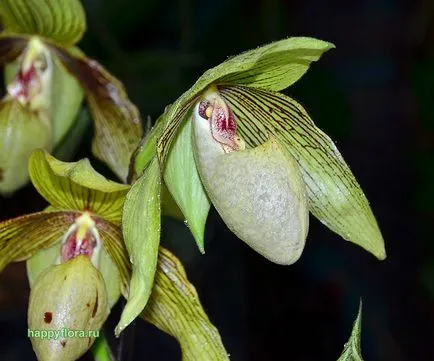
xmin=48 ymin=45 xmax=143 ymax=182
xmin=142 ymin=247 xmax=229 ymax=361
xmin=0 ymin=99 xmax=52 ymax=195
xmin=156 ymin=37 xmax=334 ymax=164
xmin=164 ymin=114 xmax=210 ymax=253
xmin=116 ymin=158 xmax=161 ymax=335
xmin=220 ymin=86 xmax=385 ymax=259
xmin=0 ymin=210 xmax=76 ymax=272
xmin=338 ymin=301 xmax=364 ymax=361
xmin=28 ymin=150 xmax=130 ymax=223
xmin=0 ymin=0 xmax=86 ymax=45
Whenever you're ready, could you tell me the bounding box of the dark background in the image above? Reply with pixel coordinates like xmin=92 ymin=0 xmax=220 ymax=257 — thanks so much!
xmin=1 ymin=0 xmax=434 ymax=360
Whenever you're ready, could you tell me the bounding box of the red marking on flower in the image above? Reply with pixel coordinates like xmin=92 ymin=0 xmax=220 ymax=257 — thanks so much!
xmin=198 ymin=100 xmax=211 ymax=119
xmin=9 ymin=65 xmax=38 ymax=104
xmin=210 ymin=101 xmax=239 ymax=150
xmin=44 ymin=312 xmax=52 ymax=324
xmin=61 ymin=231 xmax=97 ymax=262
xmin=61 ymin=340 xmax=66 ymax=348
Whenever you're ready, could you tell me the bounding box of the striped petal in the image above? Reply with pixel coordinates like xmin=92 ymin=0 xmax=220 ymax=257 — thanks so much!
xmin=142 ymin=247 xmax=229 ymax=361
xmin=47 ymin=45 xmax=143 ymax=182
xmin=220 ymin=85 xmax=385 ymax=259
xmin=0 ymin=210 xmax=77 ymax=272
xmin=28 ymin=149 xmax=129 ymax=223
xmin=0 ymin=0 xmax=86 ymax=45
xmin=156 ymin=37 xmax=333 ymax=165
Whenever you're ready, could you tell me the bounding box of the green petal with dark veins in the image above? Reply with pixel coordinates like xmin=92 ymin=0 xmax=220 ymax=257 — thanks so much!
xmin=28 ymin=150 xmax=129 ymax=223
xmin=116 ymin=158 xmax=161 ymax=335
xmin=0 ymin=210 xmax=76 ymax=272
xmin=220 ymin=85 xmax=385 ymax=259
xmin=94 ymin=216 xmax=131 ymax=296
xmin=47 ymin=45 xmax=143 ymax=182
xmin=338 ymin=301 xmax=364 ymax=361
xmin=156 ymin=37 xmax=333 ymax=164
xmin=164 ymin=114 xmax=210 ymax=253
xmin=142 ymin=247 xmax=229 ymax=361
xmin=0 ymin=0 xmax=86 ymax=45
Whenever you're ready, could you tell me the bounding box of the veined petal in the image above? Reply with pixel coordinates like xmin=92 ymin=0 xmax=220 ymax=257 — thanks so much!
xmin=0 ymin=0 xmax=86 ymax=46
xmin=94 ymin=217 xmax=131 ymax=296
xmin=116 ymin=158 xmax=161 ymax=335
xmin=0 ymin=210 xmax=77 ymax=272
xmin=28 ymin=150 xmax=129 ymax=223
xmin=164 ymin=113 xmax=210 ymax=253
xmin=47 ymin=45 xmax=143 ymax=182
xmin=142 ymin=247 xmax=229 ymax=361
xmin=192 ymin=96 xmax=309 ymax=264
xmin=220 ymin=86 xmax=385 ymax=259
xmin=156 ymin=37 xmax=333 ymax=164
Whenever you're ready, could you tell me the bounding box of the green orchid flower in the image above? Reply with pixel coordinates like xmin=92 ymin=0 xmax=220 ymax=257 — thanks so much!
xmin=0 ymin=0 xmax=143 ymax=195
xmin=120 ymin=37 xmax=386 ymax=332
xmin=0 ymin=149 xmax=228 ymax=361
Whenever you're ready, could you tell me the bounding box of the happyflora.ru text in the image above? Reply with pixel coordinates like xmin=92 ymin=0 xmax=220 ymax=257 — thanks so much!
xmin=28 ymin=328 xmax=100 ymax=340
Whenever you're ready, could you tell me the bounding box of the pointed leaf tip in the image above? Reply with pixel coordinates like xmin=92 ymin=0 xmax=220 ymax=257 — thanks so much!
xmin=338 ymin=301 xmax=364 ymax=361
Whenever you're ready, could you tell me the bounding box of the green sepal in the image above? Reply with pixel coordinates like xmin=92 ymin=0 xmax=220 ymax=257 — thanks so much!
xmin=0 ymin=210 xmax=76 ymax=273
xmin=220 ymin=86 xmax=385 ymax=260
xmin=0 ymin=0 xmax=87 ymax=46
xmin=142 ymin=247 xmax=229 ymax=361
xmin=156 ymin=37 xmax=334 ymax=164
xmin=0 ymin=99 xmax=52 ymax=195
xmin=164 ymin=115 xmax=210 ymax=253
xmin=116 ymin=158 xmax=161 ymax=335
xmin=28 ymin=150 xmax=129 ymax=224
xmin=28 ymin=255 xmax=108 ymax=361
xmin=338 ymin=301 xmax=364 ymax=361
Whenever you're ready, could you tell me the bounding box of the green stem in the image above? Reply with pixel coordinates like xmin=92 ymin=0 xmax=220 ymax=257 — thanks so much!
xmin=91 ymin=331 xmax=115 ymax=361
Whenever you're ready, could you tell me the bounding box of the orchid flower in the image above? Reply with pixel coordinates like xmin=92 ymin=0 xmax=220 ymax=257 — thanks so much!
xmin=0 ymin=0 xmax=143 ymax=194
xmin=119 ymin=37 xmax=386 ymax=334
xmin=0 ymin=149 xmax=228 ymax=361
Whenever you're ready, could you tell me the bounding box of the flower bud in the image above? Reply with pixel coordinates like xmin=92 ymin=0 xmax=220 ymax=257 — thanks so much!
xmin=192 ymin=90 xmax=309 ymax=264
xmin=28 ymin=255 xmax=109 ymax=361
